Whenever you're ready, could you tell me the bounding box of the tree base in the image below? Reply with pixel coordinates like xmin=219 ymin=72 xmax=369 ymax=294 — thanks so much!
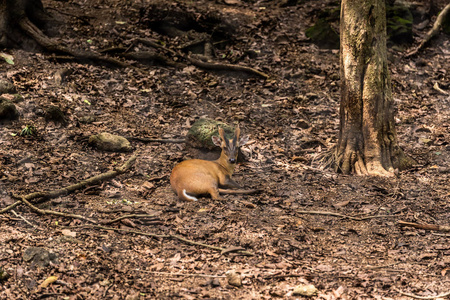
xmin=334 ymin=144 xmax=416 ymax=176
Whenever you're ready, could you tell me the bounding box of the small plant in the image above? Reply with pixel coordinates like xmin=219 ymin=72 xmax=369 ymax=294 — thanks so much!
xmin=19 ymin=124 xmax=37 ymax=137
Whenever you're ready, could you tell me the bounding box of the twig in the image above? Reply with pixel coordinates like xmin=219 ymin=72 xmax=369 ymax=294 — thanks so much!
xmin=433 ymin=82 xmax=449 ymax=95
xmin=171 ymin=234 xmax=253 ymax=256
xmin=133 ymin=38 xmax=178 ymax=56
xmin=398 ymin=220 xmax=450 ymax=232
xmin=263 ymin=273 xmax=304 ymax=279
xmin=10 ymin=210 xmax=39 ymax=229
xmin=366 ymin=262 xmax=400 ymax=269
xmin=218 ymin=188 xmax=261 ymax=195
xmin=19 ymin=196 xmax=97 ymax=224
xmin=103 ymin=214 xmax=159 ymax=225
xmin=393 ymin=287 xmax=450 ymax=299
xmin=138 ymin=271 xmax=226 ymax=278
xmin=126 ymin=137 xmax=185 ymax=143
xmin=103 ymin=280 xmax=114 ymax=298
xmin=297 ymin=210 xmax=396 ymax=221
xmin=0 ymin=201 xmax=21 ymax=214
xmin=85 ymin=225 xmax=254 ymax=256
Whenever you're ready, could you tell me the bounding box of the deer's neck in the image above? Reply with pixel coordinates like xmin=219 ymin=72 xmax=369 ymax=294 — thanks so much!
xmin=215 ymin=152 xmax=235 ymax=175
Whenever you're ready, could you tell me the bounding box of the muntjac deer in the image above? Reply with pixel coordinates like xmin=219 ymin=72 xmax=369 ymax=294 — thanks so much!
xmin=170 ymin=125 xmax=249 ymax=201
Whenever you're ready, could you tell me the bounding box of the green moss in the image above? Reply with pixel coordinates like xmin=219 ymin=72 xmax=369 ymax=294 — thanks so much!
xmin=442 ymin=9 xmax=450 ymax=34
xmin=386 ymin=4 xmax=413 ymax=44
xmin=188 ymin=118 xmax=235 ymax=148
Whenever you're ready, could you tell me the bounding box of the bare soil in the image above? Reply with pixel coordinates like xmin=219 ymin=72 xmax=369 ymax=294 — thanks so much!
xmin=1 ymin=0 xmax=449 ymax=299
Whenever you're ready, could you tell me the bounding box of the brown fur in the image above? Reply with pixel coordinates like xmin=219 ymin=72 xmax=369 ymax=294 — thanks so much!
xmin=170 ymin=126 xmax=248 ymax=201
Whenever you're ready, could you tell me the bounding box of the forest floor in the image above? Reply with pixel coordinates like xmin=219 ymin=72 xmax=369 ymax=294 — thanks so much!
xmin=1 ymin=0 xmax=449 ymax=299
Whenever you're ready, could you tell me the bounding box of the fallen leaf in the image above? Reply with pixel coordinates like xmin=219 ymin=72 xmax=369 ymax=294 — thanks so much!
xmin=40 ymin=276 xmax=58 ymax=288
xmin=61 ymin=229 xmax=76 ymax=237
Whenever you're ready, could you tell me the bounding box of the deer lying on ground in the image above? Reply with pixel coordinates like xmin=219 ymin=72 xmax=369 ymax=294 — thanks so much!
xmin=170 ymin=126 xmax=249 ymax=201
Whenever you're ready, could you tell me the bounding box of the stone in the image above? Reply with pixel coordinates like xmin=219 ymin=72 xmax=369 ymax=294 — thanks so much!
xmin=89 ymin=132 xmax=132 ymax=152
xmin=0 ymin=80 xmax=16 ymax=95
xmin=23 ymin=247 xmax=58 ymax=268
xmin=0 ymin=97 xmax=19 ymax=120
xmin=293 ymin=284 xmax=318 ymax=297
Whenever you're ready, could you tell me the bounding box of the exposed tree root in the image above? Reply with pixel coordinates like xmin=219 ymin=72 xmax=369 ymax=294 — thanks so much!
xmin=405 ymin=3 xmax=450 ymax=57
xmin=188 ymin=56 xmax=269 ymax=79
xmin=334 ymin=143 xmax=396 ymax=177
xmin=121 ymin=51 xmax=185 ymax=68
xmin=18 ymin=16 xmax=132 ymax=68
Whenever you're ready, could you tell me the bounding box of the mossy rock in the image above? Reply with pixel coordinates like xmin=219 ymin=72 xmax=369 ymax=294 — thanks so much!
xmin=187 ymin=118 xmax=236 ymax=150
xmin=305 ymin=19 xmax=339 ymax=49
xmin=387 ymin=4 xmax=413 ymax=44
xmin=89 ymin=132 xmax=132 ymax=152
xmin=0 ymin=80 xmax=16 ymax=95
xmin=186 ymin=118 xmax=245 ymax=161
xmin=0 ymin=97 xmax=19 ymax=120
xmin=22 ymin=247 xmax=59 ymax=268
xmin=45 ymin=105 xmax=67 ymax=125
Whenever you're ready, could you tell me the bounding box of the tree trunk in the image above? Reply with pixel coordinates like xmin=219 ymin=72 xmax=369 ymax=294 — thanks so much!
xmin=0 ymin=0 xmax=51 ymax=48
xmin=335 ymin=0 xmax=413 ymax=176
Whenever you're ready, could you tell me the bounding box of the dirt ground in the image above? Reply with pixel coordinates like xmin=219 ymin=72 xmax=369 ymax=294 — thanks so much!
xmin=1 ymin=0 xmax=449 ymax=299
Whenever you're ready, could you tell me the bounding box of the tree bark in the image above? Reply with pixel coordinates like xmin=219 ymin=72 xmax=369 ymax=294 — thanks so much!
xmin=0 ymin=0 xmax=51 ymax=48
xmin=335 ymin=0 xmax=413 ymax=176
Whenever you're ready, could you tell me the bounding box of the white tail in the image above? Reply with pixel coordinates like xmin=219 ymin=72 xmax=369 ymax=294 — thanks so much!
xmin=182 ymin=189 xmax=198 ymax=201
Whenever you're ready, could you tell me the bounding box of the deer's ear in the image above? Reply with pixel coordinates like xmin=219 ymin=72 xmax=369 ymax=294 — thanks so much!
xmin=212 ymin=135 xmax=222 ymax=147
xmin=239 ymin=135 xmax=249 ymax=146
xmin=234 ymin=124 xmax=240 ymax=138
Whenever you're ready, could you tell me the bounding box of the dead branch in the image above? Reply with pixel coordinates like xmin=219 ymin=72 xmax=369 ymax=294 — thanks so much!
xmin=19 ymin=154 xmax=136 ymax=203
xmin=188 ymin=56 xmax=269 ymax=79
xmin=103 ymin=214 xmax=160 ymax=225
xmin=405 ymin=3 xmax=450 ymax=57
xmin=393 ymin=287 xmax=450 ymax=300
xmin=297 ymin=210 xmax=396 ymax=221
xmin=398 ymin=220 xmax=450 ymax=232
xmin=2 ymin=154 xmax=136 ymax=222
xmin=220 ymin=246 xmax=247 ymax=255
xmin=87 ymin=225 xmax=254 ymax=256
xmin=138 ymin=271 xmax=226 ymax=278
